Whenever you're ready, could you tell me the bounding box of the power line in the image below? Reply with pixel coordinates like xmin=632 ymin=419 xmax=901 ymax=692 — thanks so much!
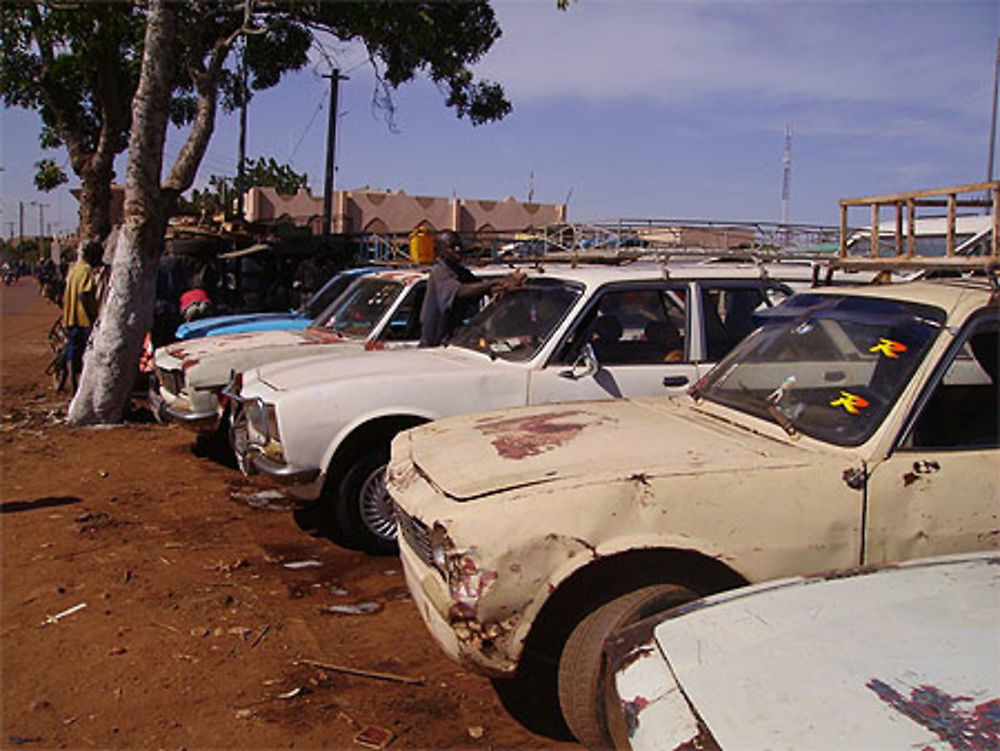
xmin=288 ymin=89 xmax=328 ymax=163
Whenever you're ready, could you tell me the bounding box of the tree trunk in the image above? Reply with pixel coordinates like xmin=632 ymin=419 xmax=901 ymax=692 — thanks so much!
xmin=67 ymin=1 xmax=177 ymax=426
xmin=76 ymin=165 xmax=114 ymax=245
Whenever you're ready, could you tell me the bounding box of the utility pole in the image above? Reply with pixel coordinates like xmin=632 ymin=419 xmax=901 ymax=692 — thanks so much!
xmin=236 ymin=36 xmax=249 ymax=222
xmin=31 ymin=201 xmax=49 ymax=238
xmin=236 ymin=0 xmax=252 ymax=223
xmin=322 ymin=69 xmax=347 ymax=237
xmin=780 ymin=125 xmax=792 ymax=247
xmin=987 ymin=38 xmax=999 ymax=185
xmin=18 ymin=201 xmax=24 ymax=248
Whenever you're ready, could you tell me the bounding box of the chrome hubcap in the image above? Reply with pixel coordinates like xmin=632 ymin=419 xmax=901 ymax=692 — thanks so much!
xmin=358 ymin=464 xmax=397 ymax=543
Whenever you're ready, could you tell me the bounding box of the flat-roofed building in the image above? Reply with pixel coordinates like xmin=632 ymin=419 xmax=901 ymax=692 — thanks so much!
xmin=244 ymin=186 xmax=567 ymax=236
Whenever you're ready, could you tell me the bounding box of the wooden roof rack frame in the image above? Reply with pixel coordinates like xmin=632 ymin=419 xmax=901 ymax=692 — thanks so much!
xmin=835 ymin=180 xmax=999 ymax=273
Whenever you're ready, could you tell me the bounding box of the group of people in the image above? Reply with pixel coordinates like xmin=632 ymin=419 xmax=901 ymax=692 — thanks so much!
xmin=51 ymin=228 xmax=523 ymax=395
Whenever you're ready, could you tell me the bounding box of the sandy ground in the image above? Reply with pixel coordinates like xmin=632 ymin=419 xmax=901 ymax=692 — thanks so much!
xmin=0 ymin=279 xmax=575 ymax=750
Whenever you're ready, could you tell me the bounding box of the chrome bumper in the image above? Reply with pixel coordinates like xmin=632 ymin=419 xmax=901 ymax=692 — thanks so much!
xmin=225 ymin=378 xmax=320 ymax=485
xmin=248 ymin=452 xmax=321 ymax=484
xmin=147 ymin=378 xmax=220 ymax=431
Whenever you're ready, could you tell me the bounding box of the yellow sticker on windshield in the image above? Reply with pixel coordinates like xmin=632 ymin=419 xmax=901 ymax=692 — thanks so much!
xmin=870 ymin=338 xmax=907 ymax=358
xmin=830 ymin=391 xmax=870 ymax=415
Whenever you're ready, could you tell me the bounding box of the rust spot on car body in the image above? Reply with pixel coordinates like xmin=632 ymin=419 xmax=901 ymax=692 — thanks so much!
xmin=386 ymin=463 xmax=418 ymax=492
xmin=866 ymin=678 xmax=1000 ymax=749
xmin=300 ymin=328 xmax=349 ymax=344
xmin=903 ymin=459 xmax=942 ymax=486
xmin=474 ymin=410 xmax=607 ymax=459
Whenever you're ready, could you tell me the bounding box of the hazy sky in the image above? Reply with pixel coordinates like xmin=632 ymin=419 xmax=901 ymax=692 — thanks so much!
xmin=2 ymin=0 xmax=998 ymax=239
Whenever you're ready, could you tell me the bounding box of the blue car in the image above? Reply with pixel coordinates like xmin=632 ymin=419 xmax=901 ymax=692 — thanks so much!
xmin=175 ymin=266 xmax=379 ymax=340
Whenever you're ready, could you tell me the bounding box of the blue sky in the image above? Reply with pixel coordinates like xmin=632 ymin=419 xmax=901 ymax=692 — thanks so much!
xmin=2 ymin=0 xmax=998 ymax=240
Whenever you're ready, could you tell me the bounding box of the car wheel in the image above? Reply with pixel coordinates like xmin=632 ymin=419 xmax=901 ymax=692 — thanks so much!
xmin=558 ymin=583 xmax=696 ymax=749
xmin=336 ymin=446 xmax=398 ymax=555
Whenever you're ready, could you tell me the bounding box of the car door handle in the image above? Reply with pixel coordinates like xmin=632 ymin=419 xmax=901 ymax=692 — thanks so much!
xmin=663 ymin=375 xmax=690 ymax=388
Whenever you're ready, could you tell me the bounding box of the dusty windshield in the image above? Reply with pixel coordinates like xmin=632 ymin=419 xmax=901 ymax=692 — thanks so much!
xmin=450 ymin=280 xmax=582 ymax=362
xmin=696 ymin=293 xmax=946 ymax=446
xmin=304 ymin=272 xmax=359 ymax=320
xmin=313 ymin=277 xmax=404 ymax=339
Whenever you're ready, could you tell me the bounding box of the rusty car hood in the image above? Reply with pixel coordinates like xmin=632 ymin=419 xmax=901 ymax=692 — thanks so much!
xmin=157 ymin=327 xmax=365 ymax=386
xmin=161 ymin=326 xmax=349 ymax=367
xmin=610 ymin=552 xmax=1000 ymax=750
xmin=405 ymin=397 xmax=813 ymax=501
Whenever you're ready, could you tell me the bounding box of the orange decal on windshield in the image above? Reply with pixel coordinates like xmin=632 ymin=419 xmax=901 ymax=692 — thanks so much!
xmin=870 ymin=338 xmax=907 ymax=358
xmin=830 ymin=391 xmax=870 ymax=415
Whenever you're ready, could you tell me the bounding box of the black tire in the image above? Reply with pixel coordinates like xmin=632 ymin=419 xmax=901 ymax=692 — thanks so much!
xmin=193 ymin=407 xmax=237 ymax=469
xmin=558 ymin=583 xmax=696 ymax=749
xmin=335 ymin=446 xmax=398 ymax=555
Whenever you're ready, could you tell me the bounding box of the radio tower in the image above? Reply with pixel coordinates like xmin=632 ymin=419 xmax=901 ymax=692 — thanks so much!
xmin=781 ymin=125 xmax=792 ymax=247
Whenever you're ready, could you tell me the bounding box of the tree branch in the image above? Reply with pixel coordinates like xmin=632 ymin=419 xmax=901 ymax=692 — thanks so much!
xmin=163 ymin=35 xmax=229 ymax=195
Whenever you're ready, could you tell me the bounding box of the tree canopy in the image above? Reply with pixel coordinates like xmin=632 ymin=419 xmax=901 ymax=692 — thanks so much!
xmin=1 ymin=0 xmax=515 ymax=425
xmin=0 ymin=1 xmax=512 ymax=242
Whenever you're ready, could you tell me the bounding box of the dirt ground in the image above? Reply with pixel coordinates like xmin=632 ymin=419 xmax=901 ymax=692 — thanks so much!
xmin=0 ymin=280 xmax=575 ymax=750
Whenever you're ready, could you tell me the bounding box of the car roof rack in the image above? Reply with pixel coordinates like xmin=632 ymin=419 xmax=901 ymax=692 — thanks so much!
xmin=832 ymin=181 xmax=999 ymax=276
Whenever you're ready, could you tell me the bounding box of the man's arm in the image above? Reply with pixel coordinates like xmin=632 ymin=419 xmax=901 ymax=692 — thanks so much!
xmin=456 ymin=270 xmax=527 ymax=299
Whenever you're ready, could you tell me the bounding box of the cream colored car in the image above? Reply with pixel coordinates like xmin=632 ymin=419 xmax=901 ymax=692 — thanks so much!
xmin=388 ymin=277 xmax=999 ymax=745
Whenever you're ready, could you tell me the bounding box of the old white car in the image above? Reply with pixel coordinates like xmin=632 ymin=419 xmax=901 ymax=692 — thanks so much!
xmin=386 ymin=275 xmax=999 ymax=745
xmin=150 ymin=267 xmax=432 ymax=433
xmin=229 ymin=260 xmax=834 ymax=554
xmin=605 ymin=552 xmax=1000 ymax=751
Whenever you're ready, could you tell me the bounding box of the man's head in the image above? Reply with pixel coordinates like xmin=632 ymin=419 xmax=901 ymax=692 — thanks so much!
xmin=82 ymin=241 xmax=104 ymax=266
xmin=435 ymin=230 xmax=464 ymax=264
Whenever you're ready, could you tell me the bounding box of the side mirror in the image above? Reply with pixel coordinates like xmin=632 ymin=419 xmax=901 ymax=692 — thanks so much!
xmin=559 ymin=342 xmax=599 ymax=380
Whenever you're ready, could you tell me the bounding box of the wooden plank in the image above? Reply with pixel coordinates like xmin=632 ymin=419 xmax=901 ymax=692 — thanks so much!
xmin=839 ymin=180 xmax=1000 ymax=207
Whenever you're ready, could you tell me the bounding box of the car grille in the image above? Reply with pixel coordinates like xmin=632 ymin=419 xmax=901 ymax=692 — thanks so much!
xmin=394 ymin=502 xmax=434 ymax=568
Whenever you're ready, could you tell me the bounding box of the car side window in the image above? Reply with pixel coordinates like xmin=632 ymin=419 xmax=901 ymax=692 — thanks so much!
xmin=700 ymin=283 xmax=787 ymax=361
xmin=380 ymin=283 xmax=426 ymax=342
xmin=900 ymin=312 xmax=999 ymax=450
xmin=559 ymin=286 xmax=687 ymax=366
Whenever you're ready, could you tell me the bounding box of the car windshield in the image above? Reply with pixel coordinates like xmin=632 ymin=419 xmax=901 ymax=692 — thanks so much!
xmin=304 ymin=272 xmax=360 ymax=319
xmin=695 ymin=293 xmax=947 ymax=446
xmin=312 ymin=276 xmax=405 ymax=339
xmin=449 ymin=279 xmax=583 ymax=362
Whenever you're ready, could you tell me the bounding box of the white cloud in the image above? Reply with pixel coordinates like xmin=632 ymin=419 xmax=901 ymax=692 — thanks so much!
xmin=479 ymin=0 xmax=998 ymax=118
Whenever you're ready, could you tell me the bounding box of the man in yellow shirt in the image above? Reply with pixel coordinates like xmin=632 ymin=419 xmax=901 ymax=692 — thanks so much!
xmin=60 ymin=242 xmax=103 ymax=393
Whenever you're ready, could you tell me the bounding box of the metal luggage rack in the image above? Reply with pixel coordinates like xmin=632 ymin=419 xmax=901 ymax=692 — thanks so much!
xmin=486 ymin=217 xmax=843 ymax=266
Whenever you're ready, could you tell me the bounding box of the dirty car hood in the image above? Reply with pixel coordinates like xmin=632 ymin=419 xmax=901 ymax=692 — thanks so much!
xmin=163 ymin=327 xmax=348 ymax=365
xmin=254 ymin=346 xmax=487 ymax=393
xmin=160 ymin=327 xmax=363 ymax=385
xmin=618 ymin=552 xmax=1000 ymax=750
xmin=404 ymin=398 xmax=811 ymax=501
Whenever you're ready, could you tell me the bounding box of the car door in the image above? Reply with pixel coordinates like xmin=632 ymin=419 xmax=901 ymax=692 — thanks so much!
xmin=528 ymin=281 xmax=700 ymax=403
xmin=864 ymin=309 xmax=1000 ymax=563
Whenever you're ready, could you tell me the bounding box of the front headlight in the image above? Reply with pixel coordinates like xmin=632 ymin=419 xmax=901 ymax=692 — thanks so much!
xmin=430 ymin=522 xmax=451 ymax=576
xmin=247 ymin=398 xmax=279 ymax=442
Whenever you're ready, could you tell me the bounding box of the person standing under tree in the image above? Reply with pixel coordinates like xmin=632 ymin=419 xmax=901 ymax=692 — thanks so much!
xmin=60 ymin=241 xmax=102 ymax=393
xmin=419 ymin=230 xmax=526 ymax=347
